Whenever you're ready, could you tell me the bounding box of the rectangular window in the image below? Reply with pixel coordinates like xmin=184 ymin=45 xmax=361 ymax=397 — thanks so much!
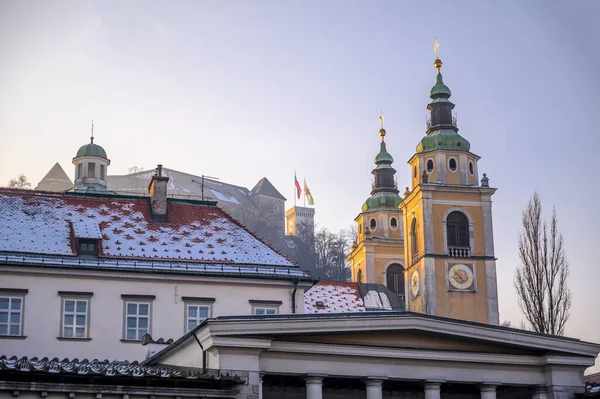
xmin=62 ymin=299 xmax=88 ymax=338
xmin=125 ymin=302 xmax=151 ymax=340
xmin=186 ymin=304 xmax=210 ymax=331
xmin=58 ymin=291 xmax=92 ymax=340
xmin=249 ymin=300 xmax=282 ymax=315
xmin=77 ymin=239 xmax=98 ymax=256
xmin=0 ymin=296 xmax=24 ymax=336
xmin=77 ymin=163 xmax=83 ymax=179
xmin=87 ymin=162 xmax=96 ymax=178
xmin=100 ymin=164 xmax=105 ymax=180
xmin=254 ymin=307 xmax=278 ymax=315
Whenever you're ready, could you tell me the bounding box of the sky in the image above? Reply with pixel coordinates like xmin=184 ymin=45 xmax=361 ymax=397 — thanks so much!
xmin=1 ymin=0 xmax=599 ymax=372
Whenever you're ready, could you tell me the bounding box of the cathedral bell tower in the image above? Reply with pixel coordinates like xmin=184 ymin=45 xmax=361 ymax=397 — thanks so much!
xmin=400 ymin=49 xmax=499 ymax=324
xmin=347 ymin=121 xmax=406 ymax=304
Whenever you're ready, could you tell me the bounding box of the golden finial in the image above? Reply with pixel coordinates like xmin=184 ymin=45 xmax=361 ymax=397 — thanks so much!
xmin=90 ymin=120 xmax=95 ymax=144
xmin=433 ymin=38 xmax=442 ymax=72
xmin=379 ymin=110 xmax=386 ymax=140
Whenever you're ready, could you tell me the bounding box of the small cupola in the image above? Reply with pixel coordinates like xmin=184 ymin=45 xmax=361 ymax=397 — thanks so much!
xmin=72 ymin=121 xmax=111 ymax=193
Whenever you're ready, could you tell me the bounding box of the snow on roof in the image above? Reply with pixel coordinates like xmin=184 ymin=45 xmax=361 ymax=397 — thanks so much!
xmin=363 ymin=290 xmax=392 ymax=310
xmin=72 ymin=219 xmax=102 ymax=239
xmin=304 ymin=281 xmax=365 ymax=313
xmin=0 ymin=189 xmax=297 ymax=269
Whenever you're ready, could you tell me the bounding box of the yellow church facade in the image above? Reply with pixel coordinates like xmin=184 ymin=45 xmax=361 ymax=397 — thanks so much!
xmin=348 ymin=55 xmax=499 ymax=325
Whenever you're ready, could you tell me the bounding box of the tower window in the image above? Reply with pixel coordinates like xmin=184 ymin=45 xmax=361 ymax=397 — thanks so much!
xmin=469 ymin=161 xmax=474 ymax=176
xmin=100 ymin=164 xmax=105 ymax=180
xmin=426 ymin=159 xmax=434 ymax=173
xmin=77 ymin=164 xmax=83 ymax=179
xmin=390 ymin=217 xmax=398 ymax=229
xmin=370 ymin=218 xmax=376 ymax=230
xmin=87 ymin=162 xmax=96 ymax=178
xmin=447 ymin=211 xmax=469 ymax=248
xmin=386 ymin=264 xmax=405 ymax=297
xmin=448 ymin=158 xmax=457 ymax=172
xmin=413 ymin=166 xmax=417 ymax=178
xmin=410 ymin=218 xmax=419 ymax=263
xmin=357 ymin=269 xmax=363 ymax=284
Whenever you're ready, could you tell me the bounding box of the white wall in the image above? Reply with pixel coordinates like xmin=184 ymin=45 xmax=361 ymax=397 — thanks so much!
xmin=0 ymin=266 xmax=307 ymax=361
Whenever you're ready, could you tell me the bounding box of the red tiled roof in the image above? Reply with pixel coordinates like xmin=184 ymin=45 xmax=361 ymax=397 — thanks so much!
xmin=0 ymin=189 xmax=295 ymax=267
xmin=304 ymin=281 xmax=365 ymax=313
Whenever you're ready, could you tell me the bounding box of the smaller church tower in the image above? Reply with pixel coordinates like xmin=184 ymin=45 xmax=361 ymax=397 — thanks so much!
xmin=347 ymin=121 xmax=406 ymax=303
xmin=71 ymin=123 xmax=112 ymax=193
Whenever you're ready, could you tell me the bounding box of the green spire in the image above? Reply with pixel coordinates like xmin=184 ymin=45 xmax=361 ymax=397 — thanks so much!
xmin=362 ymin=122 xmax=402 ymax=212
xmin=417 ymin=55 xmax=470 ymax=154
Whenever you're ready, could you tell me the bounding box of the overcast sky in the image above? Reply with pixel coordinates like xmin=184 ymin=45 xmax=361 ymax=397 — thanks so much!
xmin=1 ymin=0 xmax=599 ymax=372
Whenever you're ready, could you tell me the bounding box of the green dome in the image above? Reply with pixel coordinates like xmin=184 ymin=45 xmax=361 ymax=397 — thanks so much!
xmin=374 ymin=141 xmax=394 ymax=164
xmin=362 ymin=191 xmax=402 ymax=212
xmin=76 ymin=142 xmax=107 ymax=159
xmin=430 ymin=73 xmax=451 ymax=97
xmin=416 ymin=128 xmax=471 ymax=153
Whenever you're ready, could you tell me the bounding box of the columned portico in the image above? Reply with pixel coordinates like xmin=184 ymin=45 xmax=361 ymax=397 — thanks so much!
xmin=424 ymin=381 xmax=442 ymax=399
xmin=305 ymin=376 xmax=324 ymax=399
xmin=365 ymin=378 xmax=385 ymax=399
xmin=480 ymin=384 xmax=497 ymax=399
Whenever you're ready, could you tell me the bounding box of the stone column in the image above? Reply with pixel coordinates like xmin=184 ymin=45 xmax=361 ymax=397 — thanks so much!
xmin=480 ymin=384 xmax=497 ymax=399
xmin=365 ymin=379 xmax=384 ymax=399
xmin=531 ymin=386 xmax=547 ymax=399
xmin=258 ymin=374 xmax=263 ymax=399
xmin=305 ymin=376 xmax=323 ymax=399
xmin=424 ymin=382 xmax=442 ymax=399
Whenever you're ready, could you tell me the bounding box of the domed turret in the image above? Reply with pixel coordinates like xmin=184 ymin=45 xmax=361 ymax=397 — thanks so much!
xmin=362 ymin=119 xmax=402 ymax=212
xmin=76 ymin=142 xmax=108 ymax=159
xmin=71 ymin=122 xmax=112 ymax=193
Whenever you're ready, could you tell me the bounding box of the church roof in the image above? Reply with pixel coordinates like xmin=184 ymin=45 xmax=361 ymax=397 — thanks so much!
xmin=0 ymin=189 xmax=309 ymax=279
xmin=34 ymin=162 xmax=73 ymax=192
xmin=250 ymin=177 xmax=286 ymax=200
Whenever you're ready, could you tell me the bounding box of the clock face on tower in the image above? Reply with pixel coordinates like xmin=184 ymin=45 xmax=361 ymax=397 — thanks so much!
xmin=411 ymin=270 xmax=420 ymax=297
xmin=447 ymin=264 xmax=475 ymax=291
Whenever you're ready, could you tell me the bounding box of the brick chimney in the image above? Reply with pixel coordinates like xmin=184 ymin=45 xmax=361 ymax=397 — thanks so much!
xmin=148 ymin=164 xmax=169 ymax=222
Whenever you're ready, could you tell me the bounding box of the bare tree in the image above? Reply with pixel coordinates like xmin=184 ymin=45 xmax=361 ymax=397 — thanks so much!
xmin=8 ymin=174 xmax=31 ymax=189
xmin=514 ymin=192 xmax=572 ymax=336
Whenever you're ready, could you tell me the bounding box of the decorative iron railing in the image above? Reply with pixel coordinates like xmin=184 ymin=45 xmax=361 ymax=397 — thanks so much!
xmin=426 ymin=116 xmax=458 ymax=129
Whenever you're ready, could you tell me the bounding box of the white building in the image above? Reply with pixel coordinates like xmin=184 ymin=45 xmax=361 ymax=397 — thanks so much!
xmin=0 ymin=140 xmax=314 ymax=362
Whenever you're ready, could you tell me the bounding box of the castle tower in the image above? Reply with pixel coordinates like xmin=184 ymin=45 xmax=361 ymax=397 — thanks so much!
xmin=399 ymin=51 xmax=499 ymax=324
xmin=71 ymin=123 xmax=112 ymax=194
xmin=285 ymin=206 xmax=315 ymax=239
xmin=347 ymin=123 xmax=405 ymax=301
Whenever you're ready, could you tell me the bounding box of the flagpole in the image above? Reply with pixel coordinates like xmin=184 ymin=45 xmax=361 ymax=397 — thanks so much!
xmin=293 ymin=169 xmax=296 ymax=208
xmin=303 ymin=177 xmax=306 ymax=207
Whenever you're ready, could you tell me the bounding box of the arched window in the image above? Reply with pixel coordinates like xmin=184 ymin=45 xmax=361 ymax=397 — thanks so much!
xmin=386 ymin=264 xmax=405 ymax=296
xmin=447 ymin=211 xmax=469 ymax=248
xmin=356 ymin=269 xmax=363 ymax=284
xmin=410 ymin=218 xmax=419 ymax=263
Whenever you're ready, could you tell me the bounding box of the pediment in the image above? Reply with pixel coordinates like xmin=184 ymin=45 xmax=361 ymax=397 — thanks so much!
xmin=273 ymin=330 xmax=539 ymax=355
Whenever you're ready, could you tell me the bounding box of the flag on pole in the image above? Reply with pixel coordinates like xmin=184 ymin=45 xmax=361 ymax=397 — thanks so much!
xmin=304 ymin=178 xmax=314 ymax=205
xmin=294 ymin=171 xmax=301 ymax=199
